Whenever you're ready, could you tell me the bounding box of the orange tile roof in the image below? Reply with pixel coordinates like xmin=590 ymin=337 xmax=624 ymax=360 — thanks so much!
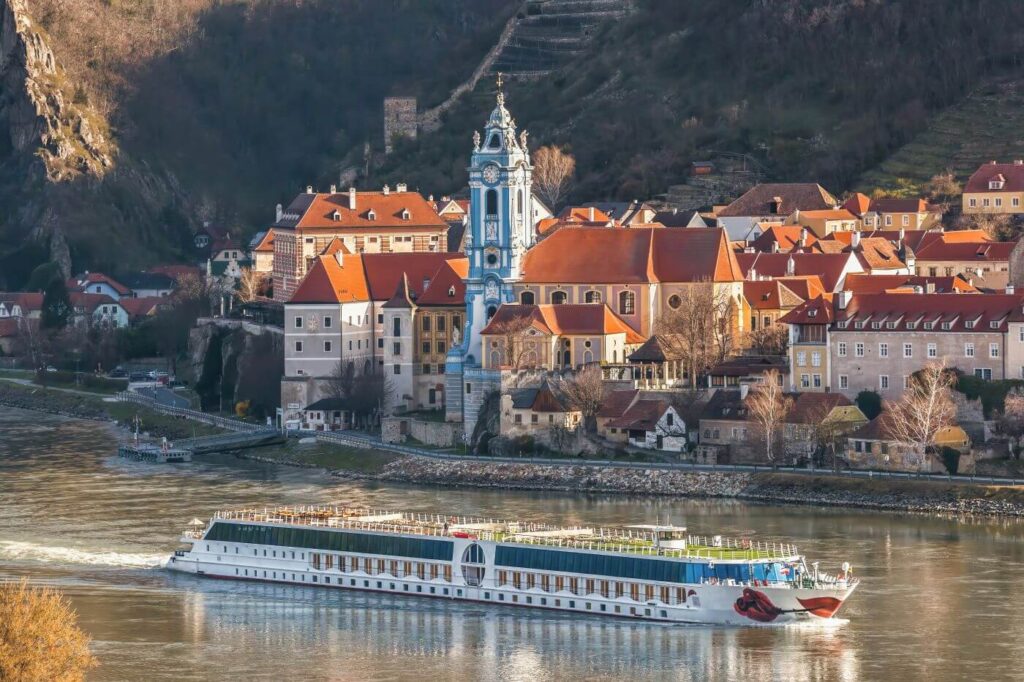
xmin=834 ymin=292 xmax=1024 ymax=332
xmin=289 ymin=254 xmax=369 ymax=304
xmin=119 ymin=296 xmax=166 ymax=317
xmin=558 ymin=206 xmax=613 ymax=223
xmin=416 ymin=258 xmax=469 ymax=306
xmin=522 ymin=227 xmax=742 ymax=284
xmin=750 ymin=225 xmax=817 ymax=252
xmin=481 ymin=303 xmax=645 ymax=343
xmin=605 ymin=399 xmax=671 ymax=431
xmin=743 ymin=280 xmax=805 ymax=310
xmin=361 ymin=253 xmax=465 ymax=301
xmin=843 ymin=273 xmax=978 ymax=294
xmin=67 ymin=272 xmax=130 ymax=296
xmin=965 ymin=161 xmax=1024 ymax=193
xmin=778 ymin=296 xmax=835 ymax=325
xmin=321 ymin=237 xmax=351 ymax=256
xmin=253 ymin=229 xmax=275 ymax=253
xmin=718 ymin=183 xmax=838 ymax=217
xmin=276 ymin=189 xmax=447 ymax=232
xmin=773 ymin=276 xmax=826 ymax=301
xmin=786 ymin=393 xmax=854 ymax=424
xmin=597 ymin=389 xmax=641 ymax=418
xmin=842 ymin=192 xmax=872 ymax=217
xmin=914 ymin=233 xmax=1014 ymax=262
xmin=736 ymin=252 xmax=853 ymax=291
xmin=852 ymin=237 xmax=906 ymax=270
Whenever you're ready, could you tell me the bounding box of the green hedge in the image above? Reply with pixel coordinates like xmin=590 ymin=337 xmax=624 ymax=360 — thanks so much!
xmin=954 ymin=373 xmax=1024 ymax=418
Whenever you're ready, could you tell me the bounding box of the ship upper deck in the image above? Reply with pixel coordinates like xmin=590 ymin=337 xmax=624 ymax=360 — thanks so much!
xmin=195 ymin=505 xmax=800 ymax=563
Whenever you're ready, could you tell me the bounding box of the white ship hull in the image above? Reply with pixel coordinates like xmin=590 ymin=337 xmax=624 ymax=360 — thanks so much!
xmin=168 ymin=524 xmax=855 ymax=627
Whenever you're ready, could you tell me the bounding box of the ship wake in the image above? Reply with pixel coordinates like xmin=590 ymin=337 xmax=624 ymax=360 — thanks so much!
xmin=0 ymin=540 xmax=167 ymax=569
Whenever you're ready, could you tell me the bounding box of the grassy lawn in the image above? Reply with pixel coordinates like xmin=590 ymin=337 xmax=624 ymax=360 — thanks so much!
xmin=251 ymin=440 xmax=403 ymax=475
xmin=0 ymin=368 xmax=32 ymax=379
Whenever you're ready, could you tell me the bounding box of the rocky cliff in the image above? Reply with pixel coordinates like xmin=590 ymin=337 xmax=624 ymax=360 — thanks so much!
xmin=188 ymin=319 xmax=284 ymax=418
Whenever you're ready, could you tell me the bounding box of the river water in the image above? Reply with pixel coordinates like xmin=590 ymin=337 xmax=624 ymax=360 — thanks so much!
xmin=1 ymin=408 xmax=1022 ymax=681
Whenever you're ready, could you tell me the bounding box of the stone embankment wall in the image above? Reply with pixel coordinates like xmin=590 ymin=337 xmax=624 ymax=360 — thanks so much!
xmin=381 ymin=417 xmax=463 ymax=447
xmin=345 ymin=456 xmax=1024 ymax=517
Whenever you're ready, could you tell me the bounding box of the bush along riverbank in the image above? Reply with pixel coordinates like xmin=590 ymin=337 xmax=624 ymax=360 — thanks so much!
xmin=344 ymin=456 xmax=1024 ymax=517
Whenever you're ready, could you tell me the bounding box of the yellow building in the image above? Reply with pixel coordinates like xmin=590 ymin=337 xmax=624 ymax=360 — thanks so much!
xmin=963 ymin=161 xmax=1024 ymax=214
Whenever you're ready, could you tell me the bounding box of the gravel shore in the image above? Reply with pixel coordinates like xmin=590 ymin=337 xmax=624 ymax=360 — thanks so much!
xmin=345 ymin=455 xmax=1024 ymax=517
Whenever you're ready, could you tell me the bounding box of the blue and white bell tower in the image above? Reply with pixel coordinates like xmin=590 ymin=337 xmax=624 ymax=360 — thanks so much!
xmin=463 ymin=77 xmax=535 ymax=364
xmin=445 ymin=76 xmax=534 ymax=430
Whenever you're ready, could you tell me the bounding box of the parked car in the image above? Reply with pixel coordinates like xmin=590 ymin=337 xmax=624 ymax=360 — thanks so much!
xmin=108 ymin=367 xmax=128 ymax=379
xmin=129 ymin=372 xmax=148 ymax=382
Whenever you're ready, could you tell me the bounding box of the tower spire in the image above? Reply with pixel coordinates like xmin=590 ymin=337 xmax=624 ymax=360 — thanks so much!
xmin=496 ymin=72 xmax=504 ymax=106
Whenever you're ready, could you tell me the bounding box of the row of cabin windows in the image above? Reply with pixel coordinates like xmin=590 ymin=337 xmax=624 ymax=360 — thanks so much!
xmin=520 ymin=290 xmax=635 ymax=314
xmin=308 ymin=553 xmax=453 ymax=582
xmin=495 ymin=571 xmax=694 ymax=605
xmin=968 ymin=197 xmax=1021 ymax=208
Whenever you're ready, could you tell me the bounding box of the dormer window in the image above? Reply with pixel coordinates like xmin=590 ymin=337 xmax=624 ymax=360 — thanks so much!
xmin=906 ymin=322 xmax=917 ymax=330
xmin=989 ymin=175 xmax=1006 ymax=190
xmin=837 ymin=321 xmax=848 ymax=329
xmin=332 ymin=210 xmax=341 ymax=221
xmin=965 ymin=320 xmax=975 ymax=329
xmin=990 ymin=321 xmax=1001 ymax=329
xmin=886 ymin=322 xmax=897 ymax=329
xmin=871 ymin=322 xmax=881 ymax=329
xmin=448 ymin=286 xmax=456 ymax=297
xmin=401 ymin=209 xmax=411 ymax=220
xmin=941 ymin=322 xmax=952 ymax=330
xmin=808 ymin=309 xmax=817 ymax=318
xmin=854 ymin=321 xmax=864 ymax=329
xmin=367 ymin=209 xmax=377 ymax=221
xmin=924 ymin=321 xmax=934 ymax=330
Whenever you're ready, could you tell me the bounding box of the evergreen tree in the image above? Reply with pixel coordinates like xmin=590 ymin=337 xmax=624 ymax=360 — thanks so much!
xmin=41 ymin=277 xmax=71 ymax=330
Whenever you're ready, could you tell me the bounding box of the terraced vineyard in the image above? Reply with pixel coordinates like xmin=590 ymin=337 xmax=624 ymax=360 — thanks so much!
xmin=858 ymin=78 xmax=1024 ymax=193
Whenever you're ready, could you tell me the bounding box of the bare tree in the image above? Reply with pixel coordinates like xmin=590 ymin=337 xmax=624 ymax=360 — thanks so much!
xmin=324 ymin=361 xmax=393 ymax=427
xmin=747 ymin=324 xmax=788 ymax=356
xmin=883 ymin=363 xmax=956 ymax=455
xmin=547 ymin=424 xmax=576 ymax=454
xmin=955 ymin=211 xmax=1016 ymax=241
xmin=925 ymin=170 xmax=961 ymax=214
xmin=0 ymin=580 xmax=97 ymax=681
xmin=532 ymin=145 xmax=575 ymax=210
xmin=556 ymin=364 xmax=604 ymax=430
xmin=656 ymin=281 xmax=735 ymax=387
xmin=488 ymin=313 xmax=536 ymax=370
xmin=236 ymin=267 xmax=265 ymax=303
xmin=745 ymin=369 xmax=793 ymax=464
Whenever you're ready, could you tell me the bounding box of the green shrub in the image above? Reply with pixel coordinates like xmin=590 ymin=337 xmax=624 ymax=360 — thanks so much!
xmin=954 ymin=373 xmax=1024 ymax=418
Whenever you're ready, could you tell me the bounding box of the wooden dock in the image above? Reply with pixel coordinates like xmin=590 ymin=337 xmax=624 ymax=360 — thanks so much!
xmin=118 ymin=443 xmax=192 ymax=463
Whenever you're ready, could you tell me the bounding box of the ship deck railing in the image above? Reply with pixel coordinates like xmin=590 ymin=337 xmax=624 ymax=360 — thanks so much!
xmin=203 ymin=506 xmax=800 ymax=562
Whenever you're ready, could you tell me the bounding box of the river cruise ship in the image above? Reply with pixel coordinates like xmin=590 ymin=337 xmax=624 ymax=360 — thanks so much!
xmin=168 ymin=506 xmax=858 ymax=626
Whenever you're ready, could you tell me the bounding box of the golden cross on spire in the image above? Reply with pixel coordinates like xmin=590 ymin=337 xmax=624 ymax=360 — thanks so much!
xmin=496 ymin=72 xmax=504 ymax=92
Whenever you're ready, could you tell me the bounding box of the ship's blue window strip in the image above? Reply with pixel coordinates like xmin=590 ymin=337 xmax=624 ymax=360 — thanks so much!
xmin=494 ymin=546 xmax=791 ymax=583
xmin=206 ymin=522 xmax=453 ymax=561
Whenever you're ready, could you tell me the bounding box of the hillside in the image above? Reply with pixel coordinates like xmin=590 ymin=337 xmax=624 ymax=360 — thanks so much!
xmin=857 ymin=78 xmax=1024 ymax=194
xmin=376 ymin=0 xmax=1024 ymax=204
xmin=0 ymin=0 xmax=515 ymax=289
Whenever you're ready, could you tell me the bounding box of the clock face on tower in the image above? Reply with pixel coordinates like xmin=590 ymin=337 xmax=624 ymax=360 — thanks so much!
xmin=482 ymin=164 xmax=500 ymax=185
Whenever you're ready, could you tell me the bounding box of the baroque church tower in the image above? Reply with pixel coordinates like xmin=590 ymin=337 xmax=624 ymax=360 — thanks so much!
xmin=463 ymin=77 xmax=535 ymax=362
xmin=446 ymin=76 xmax=535 ymax=430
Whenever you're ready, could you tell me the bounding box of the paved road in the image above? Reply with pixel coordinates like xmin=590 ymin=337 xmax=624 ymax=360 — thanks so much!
xmin=134 ymin=386 xmax=191 ymax=409
xmin=0 ymin=376 xmax=113 ymax=399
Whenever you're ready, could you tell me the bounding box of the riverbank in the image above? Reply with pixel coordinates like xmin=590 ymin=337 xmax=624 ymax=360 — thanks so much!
xmin=0 ymin=383 xmax=222 ymax=441
xmin=341 ymin=455 xmax=1024 ymax=516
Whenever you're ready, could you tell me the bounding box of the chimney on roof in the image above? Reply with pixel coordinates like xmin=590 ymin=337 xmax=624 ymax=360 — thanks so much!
xmin=1008 ymin=284 xmax=1016 ymax=295
xmin=749 ymin=267 xmax=757 ymax=281
xmin=898 ymin=226 xmax=905 ymax=242
xmin=397 ymin=182 xmax=407 ymax=193
xmin=588 ymin=207 xmax=595 ymax=221
xmin=837 ymin=290 xmax=851 ymax=310
xmin=334 ymin=248 xmax=344 ymax=267
xmin=330 ymin=184 xmax=337 ymax=194
xmin=383 ymin=184 xmax=390 ymax=195
xmin=1016 ymin=160 xmax=1024 ymax=166
xmin=275 ymin=203 xmax=283 ymax=222
xmin=851 ymin=230 xmax=861 ymax=249
xmin=428 ymin=194 xmax=434 ymax=202
xmin=925 ymin=282 xmax=936 ymax=294
xmin=771 ymin=241 xmax=779 ymax=254
xmin=786 ymin=255 xmax=795 ymax=276
xmin=348 ymin=187 xmax=356 ymax=210
xmin=306 ymin=185 xmax=313 ymax=194
xmin=991 ymin=160 xmax=998 ymax=165
xmin=799 ymin=228 xmax=808 ymax=248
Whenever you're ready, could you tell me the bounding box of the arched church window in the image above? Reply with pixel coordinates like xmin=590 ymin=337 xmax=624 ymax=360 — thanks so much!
xmin=551 ymin=291 xmax=567 ymax=305
xmin=485 ymin=190 xmax=498 ymax=216
xmin=585 ymin=290 xmax=602 ymax=304
xmin=619 ymin=291 xmax=635 ymax=315
xmin=520 ymin=291 xmax=535 ymax=305
xmin=487 ymin=305 xmax=497 ymax=319
xmin=487 ymin=133 xmax=501 ymax=150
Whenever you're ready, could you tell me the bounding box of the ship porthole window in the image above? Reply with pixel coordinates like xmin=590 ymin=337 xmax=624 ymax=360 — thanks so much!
xmin=486 ymin=253 xmax=498 ymax=265
xmin=668 ymin=294 xmax=682 ymax=309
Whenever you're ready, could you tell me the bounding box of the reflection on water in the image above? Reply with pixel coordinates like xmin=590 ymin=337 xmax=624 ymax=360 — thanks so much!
xmin=0 ymin=408 xmax=1019 ymax=681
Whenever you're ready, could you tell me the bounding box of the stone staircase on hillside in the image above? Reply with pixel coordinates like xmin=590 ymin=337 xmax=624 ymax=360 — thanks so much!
xmin=489 ymin=0 xmax=633 ymax=77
